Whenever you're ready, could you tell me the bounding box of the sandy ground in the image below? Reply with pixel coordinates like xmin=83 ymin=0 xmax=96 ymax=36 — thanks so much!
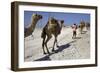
xmin=24 ymin=26 xmax=90 ymax=61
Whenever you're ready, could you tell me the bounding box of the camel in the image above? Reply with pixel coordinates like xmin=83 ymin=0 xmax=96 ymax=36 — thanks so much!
xmin=85 ymin=22 xmax=90 ymax=30
xmin=24 ymin=14 xmax=42 ymax=38
xmin=41 ymin=17 xmax=64 ymax=54
xmin=79 ymin=21 xmax=85 ymax=34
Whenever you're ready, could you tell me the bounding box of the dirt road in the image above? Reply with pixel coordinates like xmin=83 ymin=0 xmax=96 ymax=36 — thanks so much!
xmin=24 ymin=27 xmax=90 ymax=61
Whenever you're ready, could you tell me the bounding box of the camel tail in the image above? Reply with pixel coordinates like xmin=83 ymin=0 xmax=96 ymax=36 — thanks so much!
xmin=41 ymin=28 xmax=46 ymax=38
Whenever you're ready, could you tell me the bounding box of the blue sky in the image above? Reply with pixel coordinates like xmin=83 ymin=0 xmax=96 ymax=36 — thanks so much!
xmin=24 ymin=11 xmax=90 ymax=28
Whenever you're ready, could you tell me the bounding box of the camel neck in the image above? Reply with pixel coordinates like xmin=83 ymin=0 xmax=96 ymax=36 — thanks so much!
xmin=30 ymin=17 xmax=39 ymax=29
xmin=27 ymin=16 xmax=40 ymax=33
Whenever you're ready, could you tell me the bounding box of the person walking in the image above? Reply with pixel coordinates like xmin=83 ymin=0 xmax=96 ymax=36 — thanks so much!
xmin=71 ymin=23 xmax=77 ymax=39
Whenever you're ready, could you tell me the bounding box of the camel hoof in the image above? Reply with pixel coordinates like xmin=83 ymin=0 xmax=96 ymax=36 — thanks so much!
xmin=47 ymin=52 xmax=50 ymax=54
xmin=44 ymin=52 xmax=47 ymax=54
xmin=57 ymin=45 xmax=59 ymax=48
xmin=52 ymin=49 xmax=55 ymax=52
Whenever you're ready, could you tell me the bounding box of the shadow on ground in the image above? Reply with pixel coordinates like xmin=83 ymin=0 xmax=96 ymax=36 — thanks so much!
xmin=34 ymin=54 xmax=51 ymax=61
xmin=74 ymin=37 xmax=81 ymax=39
xmin=34 ymin=40 xmax=76 ymax=61
xmin=81 ymin=31 xmax=87 ymax=34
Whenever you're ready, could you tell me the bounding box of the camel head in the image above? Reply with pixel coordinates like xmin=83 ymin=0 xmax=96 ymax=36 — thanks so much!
xmin=32 ymin=14 xmax=42 ymax=20
xmin=60 ymin=20 xmax=64 ymax=24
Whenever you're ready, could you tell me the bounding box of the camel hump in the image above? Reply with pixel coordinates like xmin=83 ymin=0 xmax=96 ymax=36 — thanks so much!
xmin=32 ymin=14 xmax=36 ymax=17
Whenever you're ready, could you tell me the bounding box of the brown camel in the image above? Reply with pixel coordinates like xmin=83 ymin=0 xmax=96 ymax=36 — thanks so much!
xmin=79 ymin=21 xmax=85 ymax=34
xmin=41 ymin=17 xmax=64 ymax=54
xmin=24 ymin=14 xmax=42 ymax=38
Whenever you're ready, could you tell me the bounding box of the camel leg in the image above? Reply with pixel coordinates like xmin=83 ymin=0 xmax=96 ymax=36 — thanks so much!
xmin=44 ymin=35 xmax=52 ymax=54
xmin=55 ymin=36 xmax=59 ymax=47
xmin=56 ymin=38 xmax=59 ymax=47
xmin=52 ymin=36 xmax=57 ymax=52
xmin=81 ymin=28 xmax=82 ymax=34
xmin=80 ymin=28 xmax=82 ymax=34
xmin=42 ymin=36 xmax=46 ymax=54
